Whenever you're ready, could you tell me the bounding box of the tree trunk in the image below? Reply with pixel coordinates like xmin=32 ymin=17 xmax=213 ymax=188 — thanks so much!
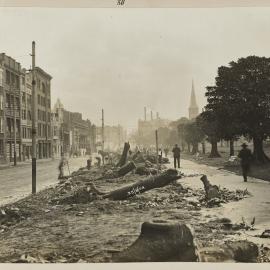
xmin=200 ymin=175 xmax=220 ymax=200
xmin=202 ymin=141 xmax=206 ymax=155
xmin=117 ymin=161 xmax=136 ymax=177
xmin=253 ymin=137 xmax=270 ymax=163
xmin=117 ymin=142 xmax=130 ymax=167
xmin=208 ymin=139 xmax=221 ymax=158
xmin=191 ymin=143 xmax=198 ymax=154
xmin=229 ymin=138 xmax=234 ymax=156
xmin=91 ymin=169 xmax=181 ymax=201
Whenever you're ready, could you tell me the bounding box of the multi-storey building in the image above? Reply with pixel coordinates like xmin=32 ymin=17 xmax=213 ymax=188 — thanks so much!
xmin=21 ymin=69 xmax=33 ymax=161
xmin=0 ymin=53 xmax=22 ymax=164
xmin=35 ymin=67 xmax=53 ymax=159
xmin=62 ymin=110 xmax=96 ymax=157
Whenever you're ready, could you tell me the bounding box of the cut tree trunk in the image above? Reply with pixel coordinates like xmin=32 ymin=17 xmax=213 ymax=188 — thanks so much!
xmin=200 ymin=175 xmax=220 ymax=200
xmin=117 ymin=142 xmax=130 ymax=167
xmin=117 ymin=161 xmax=136 ymax=177
xmin=91 ymin=169 xmax=181 ymax=201
xmin=229 ymin=138 xmax=234 ymax=156
xmin=202 ymin=141 xmax=206 ymax=155
xmin=191 ymin=143 xmax=198 ymax=154
xmin=112 ymin=221 xmax=197 ymax=262
xmin=208 ymin=139 xmax=221 ymax=158
xmin=252 ymin=136 xmax=270 ymax=164
xmin=198 ymin=240 xmax=259 ymax=262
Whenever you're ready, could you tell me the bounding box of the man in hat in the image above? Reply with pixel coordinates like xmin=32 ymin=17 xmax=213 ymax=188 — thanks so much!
xmin=172 ymin=144 xmax=181 ymax=169
xmin=238 ymin=143 xmax=253 ymax=182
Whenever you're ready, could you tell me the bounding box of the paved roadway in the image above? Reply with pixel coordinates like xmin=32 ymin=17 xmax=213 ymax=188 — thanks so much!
xmin=0 ymin=157 xmax=88 ymax=206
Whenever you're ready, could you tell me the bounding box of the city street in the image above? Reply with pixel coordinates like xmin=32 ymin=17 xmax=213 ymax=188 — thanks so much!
xmin=0 ymin=157 xmax=88 ymax=206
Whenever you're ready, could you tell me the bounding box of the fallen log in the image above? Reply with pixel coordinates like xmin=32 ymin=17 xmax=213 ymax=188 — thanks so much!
xmin=117 ymin=142 xmax=130 ymax=167
xmin=112 ymin=221 xmax=197 ymax=262
xmin=197 ymin=240 xmax=259 ymax=262
xmin=200 ymin=175 xmax=220 ymax=200
xmin=117 ymin=161 xmax=136 ymax=177
xmin=91 ymin=169 xmax=181 ymax=201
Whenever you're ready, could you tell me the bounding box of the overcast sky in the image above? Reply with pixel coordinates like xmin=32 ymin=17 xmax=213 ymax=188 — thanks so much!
xmin=1 ymin=7 xmax=270 ymax=130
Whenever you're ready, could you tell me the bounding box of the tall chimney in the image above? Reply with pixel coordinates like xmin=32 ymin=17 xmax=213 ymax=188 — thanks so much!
xmin=156 ymin=112 xmax=159 ymax=119
xmin=144 ymin=107 xmax=146 ymax=121
xmin=151 ymin=111 xmax=153 ymax=121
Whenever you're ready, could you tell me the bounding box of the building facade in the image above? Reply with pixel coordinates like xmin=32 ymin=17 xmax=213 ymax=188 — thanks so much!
xmin=62 ymin=110 xmax=96 ymax=157
xmin=35 ymin=67 xmax=53 ymax=159
xmin=0 ymin=53 xmax=22 ymax=164
xmin=20 ymin=70 xmax=33 ymax=161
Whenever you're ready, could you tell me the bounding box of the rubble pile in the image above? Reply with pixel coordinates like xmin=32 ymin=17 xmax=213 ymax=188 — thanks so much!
xmin=0 ymin=207 xmax=30 ymax=229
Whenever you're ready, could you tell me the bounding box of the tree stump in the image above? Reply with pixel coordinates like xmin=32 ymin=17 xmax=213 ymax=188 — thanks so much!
xmin=200 ymin=175 xmax=220 ymax=200
xmin=112 ymin=221 xmax=197 ymax=262
xmin=117 ymin=142 xmax=130 ymax=167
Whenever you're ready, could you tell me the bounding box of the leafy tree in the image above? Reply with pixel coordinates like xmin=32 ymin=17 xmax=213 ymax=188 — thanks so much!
xmin=205 ymin=56 xmax=270 ymax=163
xmin=182 ymin=120 xmax=205 ymax=154
xmin=196 ymin=111 xmax=222 ymax=158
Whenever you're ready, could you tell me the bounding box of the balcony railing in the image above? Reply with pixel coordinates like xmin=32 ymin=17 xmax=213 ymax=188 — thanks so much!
xmin=5 ymin=108 xmax=20 ymax=117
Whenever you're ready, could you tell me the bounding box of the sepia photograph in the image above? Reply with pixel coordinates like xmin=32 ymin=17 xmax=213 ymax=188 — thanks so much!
xmin=0 ymin=0 xmax=270 ymax=265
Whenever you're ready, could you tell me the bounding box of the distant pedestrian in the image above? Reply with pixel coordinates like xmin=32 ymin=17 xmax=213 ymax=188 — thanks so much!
xmin=238 ymin=143 xmax=252 ymax=182
xmin=172 ymin=144 xmax=181 ymax=169
xmin=158 ymin=148 xmax=162 ymax=164
xmin=58 ymin=152 xmax=66 ymax=179
xmin=164 ymin=147 xmax=169 ymax=158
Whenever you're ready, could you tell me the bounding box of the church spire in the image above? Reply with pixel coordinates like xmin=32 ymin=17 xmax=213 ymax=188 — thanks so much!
xmin=188 ymin=79 xmax=199 ymax=119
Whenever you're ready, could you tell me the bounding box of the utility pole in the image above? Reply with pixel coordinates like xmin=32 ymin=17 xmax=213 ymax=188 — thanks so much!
xmin=155 ymin=129 xmax=159 ymax=171
xmin=101 ymin=109 xmax=104 ymax=165
xmin=31 ymin=41 xmax=37 ymax=194
xmin=13 ymin=84 xmax=17 ymax=166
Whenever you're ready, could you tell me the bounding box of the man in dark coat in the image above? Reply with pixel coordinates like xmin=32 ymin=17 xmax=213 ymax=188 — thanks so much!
xmin=172 ymin=144 xmax=181 ymax=168
xmin=238 ymin=143 xmax=252 ymax=182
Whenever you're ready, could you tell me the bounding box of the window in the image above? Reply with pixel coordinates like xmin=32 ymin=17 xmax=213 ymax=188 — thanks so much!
xmin=0 ymin=94 xmax=3 ymax=110
xmin=22 ymin=110 xmax=26 ymax=120
xmin=6 ymin=94 xmax=10 ymax=108
xmin=15 ymin=76 xmax=19 ymax=89
xmin=28 ymin=110 xmax=31 ymax=120
xmin=38 ymin=95 xmax=40 ymax=105
xmin=22 ymin=92 xmax=26 ymax=104
xmin=11 ymin=72 xmax=15 ymax=86
xmin=6 ymin=70 xmax=10 ymax=84
xmin=0 ymin=68 xmax=3 ymax=87
xmin=42 ymin=83 xmax=46 ymax=94
xmin=0 ymin=117 xmax=3 ymax=133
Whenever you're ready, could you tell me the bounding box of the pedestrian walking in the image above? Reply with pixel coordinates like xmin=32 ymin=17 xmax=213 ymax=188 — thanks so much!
xmin=238 ymin=143 xmax=252 ymax=182
xmin=172 ymin=144 xmax=181 ymax=169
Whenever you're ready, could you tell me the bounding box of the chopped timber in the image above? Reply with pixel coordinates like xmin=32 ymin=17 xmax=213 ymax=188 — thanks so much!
xmin=117 ymin=142 xmax=130 ymax=167
xmin=112 ymin=221 xmax=197 ymax=262
xmin=197 ymin=240 xmax=259 ymax=262
xmin=200 ymin=175 xmax=220 ymax=200
xmin=117 ymin=161 xmax=136 ymax=177
xmin=89 ymin=169 xmax=181 ymax=201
